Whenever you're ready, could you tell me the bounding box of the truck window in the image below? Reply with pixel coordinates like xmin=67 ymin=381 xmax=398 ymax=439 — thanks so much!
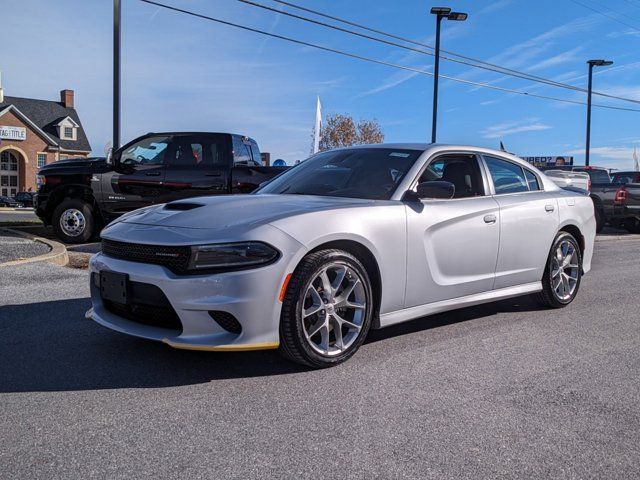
xmin=249 ymin=141 xmax=262 ymax=166
xmin=575 ymin=168 xmax=610 ymax=184
xmin=119 ymin=136 xmax=170 ymax=166
xmin=232 ymin=136 xmax=253 ymax=166
xmin=170 ymin=135 xmax=227 ymax=167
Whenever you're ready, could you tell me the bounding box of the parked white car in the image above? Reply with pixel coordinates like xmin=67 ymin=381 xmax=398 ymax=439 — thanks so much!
xmin=87 ymin=144 xmax=596 ymax=368
xmin=543 ymin=169 xmax=591 ymax=192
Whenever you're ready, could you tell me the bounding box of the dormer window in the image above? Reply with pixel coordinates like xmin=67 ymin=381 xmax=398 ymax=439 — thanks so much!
xmin=56 ymin=116 xmax=79 ymax=141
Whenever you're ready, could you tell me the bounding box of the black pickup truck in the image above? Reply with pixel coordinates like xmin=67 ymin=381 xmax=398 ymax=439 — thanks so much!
xmin=608 ymin=171 xmax=640 ymax=233
xmin=35 ymin=132 xmax=288 ymax=243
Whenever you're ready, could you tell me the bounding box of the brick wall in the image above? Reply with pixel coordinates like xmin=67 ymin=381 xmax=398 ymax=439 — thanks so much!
xmin=0 ymin=110 xmax=86 ymax=192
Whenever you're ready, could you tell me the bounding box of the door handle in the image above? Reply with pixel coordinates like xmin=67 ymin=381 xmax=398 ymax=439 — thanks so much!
xmin=145 ymin=171 xmax=161 ymax=176
xmin=205 ymin=172 xmax=222 ymax=177
xmin=483 ymin=214 xmax=497 ymax=224
xmin=545 ymin=204 xmax=555 ymax=212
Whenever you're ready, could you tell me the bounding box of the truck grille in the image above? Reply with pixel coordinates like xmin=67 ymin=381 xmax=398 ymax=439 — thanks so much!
xmin=102 ymin=239 xmax=191 ymax=273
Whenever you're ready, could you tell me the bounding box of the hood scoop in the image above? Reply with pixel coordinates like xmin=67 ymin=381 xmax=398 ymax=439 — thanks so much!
xmin=164 ymin=202 xmax=204 ymax=211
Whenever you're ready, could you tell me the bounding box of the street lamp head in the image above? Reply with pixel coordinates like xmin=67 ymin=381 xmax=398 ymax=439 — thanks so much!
xmin=447 ymin=12 xmax=468 ymax=21
xmin=588 ymin=59 xmax=614 ymax=67
xmin=430 ymin=6 xmax=452 ymax=15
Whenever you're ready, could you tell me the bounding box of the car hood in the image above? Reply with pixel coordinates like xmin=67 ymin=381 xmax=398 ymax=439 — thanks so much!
xmin=117 ymin=194 xmax=375 ymax=230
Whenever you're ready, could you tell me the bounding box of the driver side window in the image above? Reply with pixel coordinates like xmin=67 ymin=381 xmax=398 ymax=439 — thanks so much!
xmin=418 ymin=154 xmax=486 ymax=198
xmin=119 ymin=136 xmax=170 ymax=167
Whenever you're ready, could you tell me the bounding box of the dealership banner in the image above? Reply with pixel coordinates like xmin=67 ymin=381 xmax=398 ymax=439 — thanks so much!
xmin=521 ymin=156 xmax=573 ymax=168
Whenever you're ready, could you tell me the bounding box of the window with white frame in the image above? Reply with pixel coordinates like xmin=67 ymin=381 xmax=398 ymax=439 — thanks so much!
xmin=37 ymin=153 xmax=47 ymax=168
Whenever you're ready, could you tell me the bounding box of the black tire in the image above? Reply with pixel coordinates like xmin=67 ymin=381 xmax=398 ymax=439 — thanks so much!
xmin=625 ymin=218 xmax=640 ymax=234
xmin=52 ymin=198 xmax=95 ymax=244
xmin=534 ymin=232 xmax=582 ymax=309
xmin=594 ymin=204 xmax=605 ymax=233
xmin=279 ymin=249 xmax=374 ymax=368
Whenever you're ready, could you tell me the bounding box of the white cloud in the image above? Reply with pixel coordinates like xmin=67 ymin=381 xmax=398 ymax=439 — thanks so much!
xmin=565 ymin=146 xmax=640 ymax=161
xmin=481 ymin=118 xmax=552 ymax=139
xmin=527 ymin=47 xmax=583 ymax=72
xmin=477 ymin=0 xmax=513 ymax=15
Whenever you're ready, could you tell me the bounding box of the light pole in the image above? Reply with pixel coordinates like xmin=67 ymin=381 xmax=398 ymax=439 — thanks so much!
xmin=430 ymin=7 xmax=467 ymax=143
xmin=114 ymin=0 xmax=122 ymax=151
xmin=585 ymin=59 xmax=613 ymax=166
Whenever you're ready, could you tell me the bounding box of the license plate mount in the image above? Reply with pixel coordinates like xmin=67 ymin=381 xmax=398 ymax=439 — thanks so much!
xmin=100 ymin=271 xmax=129 ymax=304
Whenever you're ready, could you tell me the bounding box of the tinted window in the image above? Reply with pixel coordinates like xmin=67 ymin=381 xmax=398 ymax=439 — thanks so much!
xmin=612 ymin=173 xmax=636 ymax=185
xmin=249 ymin=140 xmax=262 ymax=165
xmin=484 ymin=156 xmax=528 ymax=194
xmin=524 ymin=169 xmax=540 ymax=191
xmin=258 ymin=148 xmax=422 ymax=200
xmin=419 ymin=155 xmax=485 ymax=198
xmin=232 ymin=136 xmax=253 ymax=166
xmin=119 ymin=136 xmax=170 ymax=166
xmin=575 ymin=168 xmax=610 ymax=184
xmin=169 ymin=136 xmax=226 ymax=168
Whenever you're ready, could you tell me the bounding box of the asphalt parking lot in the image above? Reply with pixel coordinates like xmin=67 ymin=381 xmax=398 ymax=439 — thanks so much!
xmin=1 ymin=239 xmax=639 ymax=479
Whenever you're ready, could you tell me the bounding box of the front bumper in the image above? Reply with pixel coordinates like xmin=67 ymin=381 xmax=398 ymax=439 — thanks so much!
xmin=87 ymin=245 xmax=299 ymax=351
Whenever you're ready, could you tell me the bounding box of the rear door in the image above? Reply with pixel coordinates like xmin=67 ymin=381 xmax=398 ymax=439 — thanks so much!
xmin=482 ymin=155 xmax=559 ymax=289
xmin=161 ymin=134 xmax=231 ymax=203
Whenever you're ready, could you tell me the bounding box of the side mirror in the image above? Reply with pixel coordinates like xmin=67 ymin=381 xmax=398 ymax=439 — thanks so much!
xmin=414 ymin=180 xmax=455 ymax=200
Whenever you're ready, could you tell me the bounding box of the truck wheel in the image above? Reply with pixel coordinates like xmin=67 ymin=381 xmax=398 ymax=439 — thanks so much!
xmin=625 ymin=219 xmax=640 ymax=234
xmin=52 ymin=199 xmax=95 ymax=244
xmin=594 ymin=204 xmax=605 ymax=233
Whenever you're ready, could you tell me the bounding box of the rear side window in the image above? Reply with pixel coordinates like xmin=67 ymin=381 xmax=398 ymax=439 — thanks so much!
xmin=484 ymin=156 xmax=528 ymax=194
xmin=233 ymin=136 xmax=253 ymax=166
xmin=169 ymin=135 xmax=227 ymax=168
xmin=524 ymin=169 xmax=540 ymax=191
xmin=249 ymin=140 xmax=262 ymax=166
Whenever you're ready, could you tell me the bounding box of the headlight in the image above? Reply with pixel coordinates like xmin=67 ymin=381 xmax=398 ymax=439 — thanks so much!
xmin=188 ymin=242 xmax=279 ymax=271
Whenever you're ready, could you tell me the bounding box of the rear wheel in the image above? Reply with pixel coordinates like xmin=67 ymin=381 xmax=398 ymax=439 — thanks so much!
xmin=52 ymin=199 xmax=95 ymax=244
xmin=279 ymin=249 xmax=373 ymax=368
xmin=535 ymin=232 xmax=582 ymax=308
xmin=625 ymin=218 xmax=640 ymax=234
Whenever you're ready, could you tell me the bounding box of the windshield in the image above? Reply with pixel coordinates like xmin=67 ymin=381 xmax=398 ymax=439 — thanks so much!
xmin=257 ymin=148 xmax=422 ymax=200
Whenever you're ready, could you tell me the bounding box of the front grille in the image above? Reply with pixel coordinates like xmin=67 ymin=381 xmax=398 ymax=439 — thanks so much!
xmin=209 ymin=311 xmax=242 ymax=334
xmin=102 ymin=239 xmax=191 ymax=273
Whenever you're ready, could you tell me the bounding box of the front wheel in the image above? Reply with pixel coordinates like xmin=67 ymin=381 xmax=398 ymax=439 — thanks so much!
xmin=534 ymin=232 xmax=582 ymax=308
xmin=279 ymin=249 xmax=374 ymax=368
xmin=52 ymin=199 xmax=96 ymax=244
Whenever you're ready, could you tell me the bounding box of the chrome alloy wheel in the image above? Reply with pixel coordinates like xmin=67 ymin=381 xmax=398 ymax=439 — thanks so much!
xmin=301 ymin=262 xmax=367 ymax=356
xmin=59 ymin=208 xmax=86 ymax=237
xmin=551 ymin=239 xmax=580 ymax=301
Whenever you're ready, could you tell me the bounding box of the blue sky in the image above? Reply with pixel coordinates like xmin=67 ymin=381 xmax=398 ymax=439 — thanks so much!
xmin=2 ymin=0 xmax=639 ymax=168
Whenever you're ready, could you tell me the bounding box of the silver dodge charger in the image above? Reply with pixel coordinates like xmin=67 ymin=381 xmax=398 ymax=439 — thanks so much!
xmin=87 ymin=144 xmax=595 ymax=368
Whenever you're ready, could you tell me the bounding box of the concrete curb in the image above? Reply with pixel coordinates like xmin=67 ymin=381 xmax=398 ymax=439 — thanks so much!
xmin=0 ymin=227 xmax=69 ymax=268
xmin=595 ymin=234 xmax=640 ymax=242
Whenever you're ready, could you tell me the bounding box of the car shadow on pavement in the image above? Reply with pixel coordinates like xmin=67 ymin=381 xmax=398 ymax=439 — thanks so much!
xmin=366 ymin=295 xmax=545 ymax=344
xmin=0 ymin=295 xmax=543 ymax=393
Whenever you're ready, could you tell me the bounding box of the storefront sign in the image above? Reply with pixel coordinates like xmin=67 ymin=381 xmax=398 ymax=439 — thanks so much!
xmin=522 ymin=156 xmax=573 ymax=168
xmin=0 ymin=126 xmax=27 ymax=141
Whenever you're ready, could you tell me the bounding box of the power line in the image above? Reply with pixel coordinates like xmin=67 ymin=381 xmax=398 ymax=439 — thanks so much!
xmin=258 ymin=0 xmax=640 ymax=105
xmin=567 ymin=0 xmax=640 ymax=32
xmin=137 ymin=0 xmax=640 ymax=113
xmin=235 ymin=0 xmax=584 ymax=94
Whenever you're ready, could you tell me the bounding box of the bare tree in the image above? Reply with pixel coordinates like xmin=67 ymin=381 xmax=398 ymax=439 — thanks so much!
xmin=316 ymin=114 xmax=385 ymax=152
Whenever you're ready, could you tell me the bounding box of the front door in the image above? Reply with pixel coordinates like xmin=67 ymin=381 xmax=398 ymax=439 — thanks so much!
xmin=161 ymin=134 xmax=229 ymax=203
xmin=405 ymin=154 xmax=501 ymax=308
xmin=100 ymin=135 xmax=170 ymax=216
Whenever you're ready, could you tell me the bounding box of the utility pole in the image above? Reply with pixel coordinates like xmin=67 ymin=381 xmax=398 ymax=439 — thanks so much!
xmin=585 ymin=59 xmax=613 ymax=166
xmin=113 ymin=0 xmax=121 ymax=151
xmin=429 ymin=7 xmax=467 ymax=143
